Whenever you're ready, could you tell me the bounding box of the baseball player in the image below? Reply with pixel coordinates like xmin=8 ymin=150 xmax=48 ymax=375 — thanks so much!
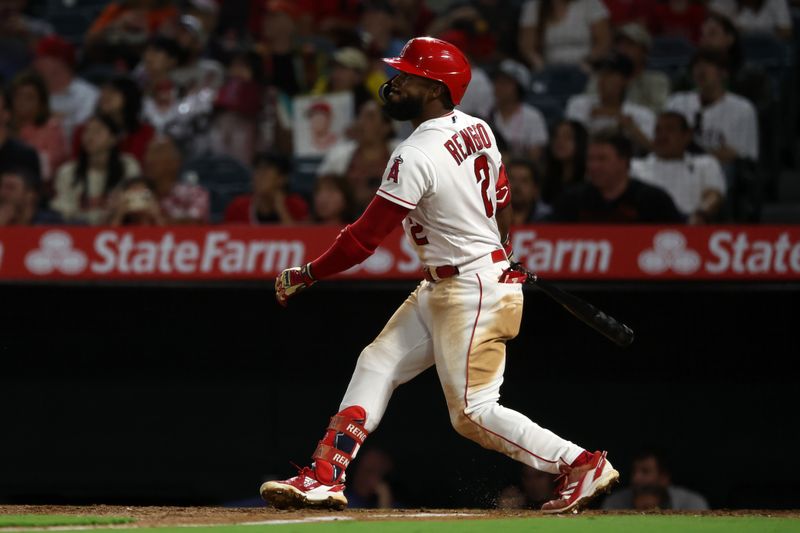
xmin=261 ymin=37 xmax=618 ymax=514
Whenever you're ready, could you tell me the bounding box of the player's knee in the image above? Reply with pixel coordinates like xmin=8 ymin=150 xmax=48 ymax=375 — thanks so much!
xmin=447 ymin=404 xmax=481 ymax=440
xmin=354 ymin=342 xmax=392 ymax=373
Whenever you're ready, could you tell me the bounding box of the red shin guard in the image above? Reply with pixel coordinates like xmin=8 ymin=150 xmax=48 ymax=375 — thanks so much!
xmin=312 ymin=406 xmax=368 ymax=485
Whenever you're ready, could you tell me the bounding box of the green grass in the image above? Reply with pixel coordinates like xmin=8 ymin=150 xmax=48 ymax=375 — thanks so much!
xmin=0 ymin=515 xmax=134 ymax=528
xmin=16 ymin=516 xmax=798 ymax=533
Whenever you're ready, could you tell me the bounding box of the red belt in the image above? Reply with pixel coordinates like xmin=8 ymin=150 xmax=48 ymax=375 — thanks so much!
xmin=424 ymin=249 xmax=507 ymax=282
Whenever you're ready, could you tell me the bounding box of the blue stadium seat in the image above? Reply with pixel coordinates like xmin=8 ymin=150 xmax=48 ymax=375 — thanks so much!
xmin=529 ymin=64 xmax=588 ymax=107
xmin=290 ymin=157 xmax=324 ymax=199
xmin=182 ymin=155 xmax=252 ymax=223
xmin=525 ymin=94 xmax=564 ymax=130
xmin=647 ymin=36 xmax=695 ymax=80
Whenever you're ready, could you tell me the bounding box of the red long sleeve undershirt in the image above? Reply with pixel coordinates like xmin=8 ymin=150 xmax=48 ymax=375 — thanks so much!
xmin=310 ymin=195 xmax=411 ymax=279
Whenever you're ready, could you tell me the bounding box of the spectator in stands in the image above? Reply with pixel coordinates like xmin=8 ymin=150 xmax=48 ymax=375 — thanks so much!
xmin=699 ymin=12 xmax=744 ymax=75
xmin=602 ymin=0 xmax=656 ymax=27
xmin=0 ymin=1 xmax=52 ymax=81
xmin=344 ymin=448 xmax=398 ymax=509
xmin=565 ymin=53 xmax=655 ymax=151
xmin=0 ymin=89 xmax=41 ymax=182
xmin=541 ymin=119 xmax=588 ymax=204
xmin=0 ymin=168 xmax=62 ymax=226
xmin=490 ymin=60 xmax=549 ymax=160
xmin=507 ymin=158 xmax=553 ymax=223
xmin=710 ymin=0 xmax=793 ymax=39
xmin=255 ymin=1 xmax=319 ymax=96
xmin=317 ymin=100 xmax=398 ymax=212
xmin=74 ymin=75 xmax=155 ymax=165
xmin=442 ymin=30 xmax=495 ymax=120
xmin=551 ymin=129 xmax=684 ymax=222
xmin=143 ymin=135 xmax=209 ymax=224
xmin=88 ymin=0 xmax=179 ymax=40
xmin=209 ymin=77 xmax=264 ymax=166
xmin=647 ymin=0 xmax=708 ymax=43
xmin=360 ymin=4 xmax=405 ymax=75
xmin=632 ymin=112 xmax=726 ymax=223
xmin=107 ymin=176 xmax=166 ymax=226
xmin=51 ymin=114 xmax=141 ymax=224
xmin=428 ymin=0 xmax=522 ymax=62
xmin=8 ymin=70 xmax=68 ymax=183
xmin=603 ymin=449 xmax=709 ymax=510
xmin=388 ymin=0 xmax=436 ymax=38
xmin=140 ymin=36 xmax=185 ymax=94
xmin=224 ymin=152 xmax=309 ymax=225
xmin=313 ymin=174 xmax=356 ymax=225
xmin=604 ymin=24 xmax=671 ymax=113
xmin=665 ymin=48 xmax=759 ymax=164
xmin=33 ymin=35 xmax=99 ymax=141
xmin=496 ymin=465 xmax=556 ymax=510
xmin=171 ymin=15 xmax=225 ymax=94
xmin=517 ymin=0 xmax=612 ymax=70
xmin=311 ymin=47 xmax=373 ymax=113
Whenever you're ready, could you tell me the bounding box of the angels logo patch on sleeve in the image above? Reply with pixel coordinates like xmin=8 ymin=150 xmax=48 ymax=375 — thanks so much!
xmin=386 ymin=156 xmax=403 ymax=183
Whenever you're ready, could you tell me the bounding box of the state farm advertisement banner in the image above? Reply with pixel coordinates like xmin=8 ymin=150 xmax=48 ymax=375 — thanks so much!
xmin=0 ymin=226 xmax=799 ymax=281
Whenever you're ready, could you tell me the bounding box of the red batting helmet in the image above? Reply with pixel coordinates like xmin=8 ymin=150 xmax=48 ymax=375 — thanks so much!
xmin=382 ymin=37 xmax=472 ymax=105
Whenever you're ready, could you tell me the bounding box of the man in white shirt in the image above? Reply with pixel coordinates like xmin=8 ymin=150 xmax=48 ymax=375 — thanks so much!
xmin=665 ymin=49 xmax=759 ymax=164
xmin=710 ymin=0 xmax=793 ymax=39
xmin=490 ymin=59 xmax=548 ymax=160
xmin=33 ymin=35 xmax=99 ymax=141
xmin=632 ymin=112 xmax=726 ymax=224
xmin=565 ymin=53 xmax=655 ymax=152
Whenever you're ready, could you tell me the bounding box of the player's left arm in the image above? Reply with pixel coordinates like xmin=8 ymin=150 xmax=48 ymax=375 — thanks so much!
xmin=275 ymin=196 xmax=410 ymax=306
xmin=276 ymin=144 xmax=433 ymax=306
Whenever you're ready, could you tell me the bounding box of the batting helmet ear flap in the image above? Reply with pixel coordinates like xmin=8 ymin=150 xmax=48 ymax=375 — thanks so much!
xmin=379 ymin=76 xmax=397 ymax=103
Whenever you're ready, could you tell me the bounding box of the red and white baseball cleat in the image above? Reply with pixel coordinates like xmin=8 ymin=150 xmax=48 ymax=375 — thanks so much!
xmin=541 ymin=450 xmax=619 ymax=514
xmin=260 ymin=467 xmax=347 ymax=510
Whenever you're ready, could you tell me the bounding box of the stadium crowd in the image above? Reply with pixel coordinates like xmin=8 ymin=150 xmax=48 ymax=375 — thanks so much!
xmin=0 ymin=0 xmax=798 ymax=227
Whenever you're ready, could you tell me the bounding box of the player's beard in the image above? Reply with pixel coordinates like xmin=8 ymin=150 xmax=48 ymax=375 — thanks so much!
xmin=382 ymin=93 xmax=424 ymax=122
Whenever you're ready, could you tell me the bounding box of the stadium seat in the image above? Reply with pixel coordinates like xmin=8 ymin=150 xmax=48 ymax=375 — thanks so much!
xmin=760 ymin=203 xmax=800 ymax=223
xmin=290 ymin=157 xmax=324 ymax=199
xmin=647 ymin=36 xmax=695 ymax=82
xmin=525 ymin=94 xmax=564 ymax=130
xmin=529 ymin=65 xmax=588 ymax=107
xmin=182 ymin=155 xmax=252 ymax=223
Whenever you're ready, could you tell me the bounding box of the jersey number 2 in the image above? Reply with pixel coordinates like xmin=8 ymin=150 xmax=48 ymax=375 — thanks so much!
xmin=474 ymin=154 xmax=494 ymax=218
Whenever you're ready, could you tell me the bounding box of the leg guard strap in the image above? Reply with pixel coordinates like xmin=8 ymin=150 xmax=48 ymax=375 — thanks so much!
xmin=313 ymin=442 xmax=352 ymax=470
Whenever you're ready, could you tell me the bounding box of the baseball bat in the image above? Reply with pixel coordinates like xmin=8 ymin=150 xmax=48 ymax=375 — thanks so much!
xmin=509 ymin=263 xmax=635 ymax=348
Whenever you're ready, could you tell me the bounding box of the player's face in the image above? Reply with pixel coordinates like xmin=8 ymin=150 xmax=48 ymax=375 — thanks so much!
xmin=382 ymin=73 xmax=434 ymax=121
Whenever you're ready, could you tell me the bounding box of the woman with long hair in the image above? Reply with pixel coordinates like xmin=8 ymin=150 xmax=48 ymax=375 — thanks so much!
xmin=51 ymin=113 xmax=141 ymax=224
xmin=542 ymin=119 xmax=589 ymax=204
xmin=9 ymin=70 xmax=68 ymax=182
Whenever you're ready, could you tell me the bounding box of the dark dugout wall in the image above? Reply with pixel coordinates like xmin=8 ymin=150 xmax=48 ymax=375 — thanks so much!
xmin=1 ymin=283 xmax=798 ymax=508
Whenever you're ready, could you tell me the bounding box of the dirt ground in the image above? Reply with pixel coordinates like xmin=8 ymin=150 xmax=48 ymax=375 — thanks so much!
xmin=1 ymin=506 xmax=799 ymax=527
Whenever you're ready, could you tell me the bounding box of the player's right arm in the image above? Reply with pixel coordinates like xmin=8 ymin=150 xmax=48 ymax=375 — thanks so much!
xmin=494 ymin=164 xmax=513 ymax=259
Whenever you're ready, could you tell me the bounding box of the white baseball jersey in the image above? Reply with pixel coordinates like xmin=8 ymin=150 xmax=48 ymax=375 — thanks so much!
xmin=631 ymin=153 xmax=727 ymax=216
xmin=375 ymin=109 xmax=504 ymax=268
xmin=665 ymin=91 xmax=759 ymax=160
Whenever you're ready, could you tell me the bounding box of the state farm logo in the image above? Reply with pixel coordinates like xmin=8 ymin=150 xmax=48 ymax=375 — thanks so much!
xmin=25 ymin=231 xmax=88 ymax=275
xmin=638 ymin=230 xmax=701 ymax=275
